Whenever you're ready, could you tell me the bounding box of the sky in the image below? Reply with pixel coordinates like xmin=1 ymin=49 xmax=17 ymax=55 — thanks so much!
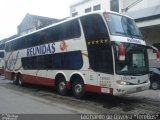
xmin=0 ymin=0 xmax=77 ymax=40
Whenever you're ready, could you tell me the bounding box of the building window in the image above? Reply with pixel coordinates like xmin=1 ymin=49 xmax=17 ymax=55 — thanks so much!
xmin=85 ymin=7 xmax=91 ymax=13
xmin=110 ymin=0 xmax=119 ymax=12
xmin=72 ymin=12 xmax=78 ymax=17
xmin=93 ymin=4 xmax=101 ymax=11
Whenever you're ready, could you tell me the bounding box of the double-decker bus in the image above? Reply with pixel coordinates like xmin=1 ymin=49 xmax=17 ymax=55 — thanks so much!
xmin=5 ymin=11 xmax=150 ymax=98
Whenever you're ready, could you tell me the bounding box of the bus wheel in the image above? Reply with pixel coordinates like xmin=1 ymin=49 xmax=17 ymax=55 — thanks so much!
xmin=13 ymin=74 xmax=18 ymax=85
xmin=72 ymin=78 xmax=85 ymax=99
xmin=57 ymin=78 xmax=67 ymax=96
xmin=17 ymin=74 xmax=24 ymax=86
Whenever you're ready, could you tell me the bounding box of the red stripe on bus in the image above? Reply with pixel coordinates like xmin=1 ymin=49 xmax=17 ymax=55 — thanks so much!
xmin=4 ymin=71 xmax=113 ymax=94
xmin=22 ymin=74 xmax=55 ymax=86
xmin=85 ymin=84 xmax=101 ymax=93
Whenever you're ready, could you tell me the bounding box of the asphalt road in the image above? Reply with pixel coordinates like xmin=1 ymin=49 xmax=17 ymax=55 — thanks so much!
xmin=0 ymin=76 xmax=94 ymax=114
xmin=0 ymin=76 xmax=160 ymax=120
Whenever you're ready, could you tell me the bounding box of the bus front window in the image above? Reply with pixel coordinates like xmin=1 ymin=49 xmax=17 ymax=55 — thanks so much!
xmin=114 ymin=43 xmax=149 ymax=75
xmin=104 ymin=13 xmax=143 ymax=39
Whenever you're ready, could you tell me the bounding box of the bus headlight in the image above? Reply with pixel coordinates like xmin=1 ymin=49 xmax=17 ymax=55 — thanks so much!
xmin=116 ymin=80 xmax=129 ymax=85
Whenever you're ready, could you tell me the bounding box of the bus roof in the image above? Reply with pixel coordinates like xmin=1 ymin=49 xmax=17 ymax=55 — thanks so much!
xmin=6 ymin=11 xmax=133 ymax=44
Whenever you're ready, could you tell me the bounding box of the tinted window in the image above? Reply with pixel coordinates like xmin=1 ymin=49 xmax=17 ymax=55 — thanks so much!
xmin=87 ymin=44 xmax=113 ymax=73
xmin=0 ymin=43 xmax=5 ymax=50
xmin=5 ymin=19 xmax=81 ymax=52
xmin=81 ymin=14 xmax=113 ymax=73
xmin=59 ymin=20 xmax=81 ymax=40
xmin=21 ymin=51 xmax=83 ymax=70
xmin=81 ymin=14 xmax=108 ymax=41
xmin=0 ymin=52 xmax=4 ymax=58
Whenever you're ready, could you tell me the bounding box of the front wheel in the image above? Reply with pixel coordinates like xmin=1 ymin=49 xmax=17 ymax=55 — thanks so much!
xmin=72 ymin=79 xmax=85 ymax=99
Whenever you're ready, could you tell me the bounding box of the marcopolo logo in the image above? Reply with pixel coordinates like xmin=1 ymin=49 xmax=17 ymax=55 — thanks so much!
xmin=27 ymin=43 xmax=55 ymax=57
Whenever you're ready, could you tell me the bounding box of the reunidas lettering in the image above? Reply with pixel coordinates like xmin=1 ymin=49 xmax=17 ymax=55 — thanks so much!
xmin=27 ymin=43 xmax=55 ymax=56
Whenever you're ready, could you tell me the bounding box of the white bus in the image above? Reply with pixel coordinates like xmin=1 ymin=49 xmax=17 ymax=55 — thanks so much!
xmin=5 ymin=11 xmax=150 ymax=98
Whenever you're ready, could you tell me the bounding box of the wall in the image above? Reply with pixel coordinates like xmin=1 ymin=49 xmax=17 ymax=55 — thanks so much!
xmin=70 ymin=0 xmax=110 ymax=17
xmin=141 ymin=26 xmax=160 ymax=46
xmin=121 ymin=0 xmax=160 ymax=12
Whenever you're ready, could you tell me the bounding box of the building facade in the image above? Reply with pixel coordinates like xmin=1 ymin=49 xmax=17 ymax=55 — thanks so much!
xmin=0 ymin=13 xmax=60 ymax=46
xmin=122 ymin=0 xmax=160 ymax=46
xmin=17 ymin=13 xmax=59 ymax=36
xmin=70 ymin=0 xmax=119 ymax=17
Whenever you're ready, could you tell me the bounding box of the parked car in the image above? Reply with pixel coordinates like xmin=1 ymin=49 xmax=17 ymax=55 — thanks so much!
xmin=149 ymin=67 xmax=160 ymax=90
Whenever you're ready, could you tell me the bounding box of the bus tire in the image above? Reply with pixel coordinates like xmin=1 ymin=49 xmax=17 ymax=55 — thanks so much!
xmin=72 ymin=78 xmax=85 ymax=99
xmin=56 ymin=78 xmax=68 ymax=96
xmin=151 ymin=81 xmax=159 ymax=90
xmin=12 ymin=74 xmax=18 ymax=85
xmin=17 ymin=74 xmax=24 ymax=86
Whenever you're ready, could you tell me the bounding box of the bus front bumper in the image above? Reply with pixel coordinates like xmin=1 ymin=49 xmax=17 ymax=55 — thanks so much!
xmin=113 ymin=81 xmax=150 ymax=96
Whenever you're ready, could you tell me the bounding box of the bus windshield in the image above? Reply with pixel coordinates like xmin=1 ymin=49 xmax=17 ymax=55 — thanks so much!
xmin=104 ymin=13 xmax=143 ymax=39
xmin=114 ymin=43 xmax=149 ymax=75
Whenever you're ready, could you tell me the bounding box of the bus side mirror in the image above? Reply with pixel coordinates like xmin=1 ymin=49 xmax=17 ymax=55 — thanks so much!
xmin=118 ymin=44 xmax=125 ymax=61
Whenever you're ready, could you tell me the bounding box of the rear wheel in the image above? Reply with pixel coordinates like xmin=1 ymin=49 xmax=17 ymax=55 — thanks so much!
xmin=151 ymin=81 xmax=159 ymax=90
xmin=72 ymin=78 xmax=85 ymax=99
xmin=56 ymin=78 xmax=68 ymax=96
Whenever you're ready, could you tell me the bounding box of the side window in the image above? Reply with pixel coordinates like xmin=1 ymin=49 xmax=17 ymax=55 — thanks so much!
xmin=36 ymin=56 xmax=44 ymax=69
xmin=44 ymin=54 xmax=53 ymax=69
xmin=80 ymin=14 xmax=109 ymax=42
xmin=62 ymin=51 xmax=83 ymax=70
xmin=53 ymin=51 xmax=83 ymax=70
xmin=81 ymin=14 xmax=113 ymax=74
xmin=21 ymin=51 xmax=83 ymax=70
xmin=88 ymin=44 xmax=113 ymax=74
xmin=0 ymin=52 xmax=4 ymax=58
xmin=60 ymin=20 xmax=81 ymax=40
